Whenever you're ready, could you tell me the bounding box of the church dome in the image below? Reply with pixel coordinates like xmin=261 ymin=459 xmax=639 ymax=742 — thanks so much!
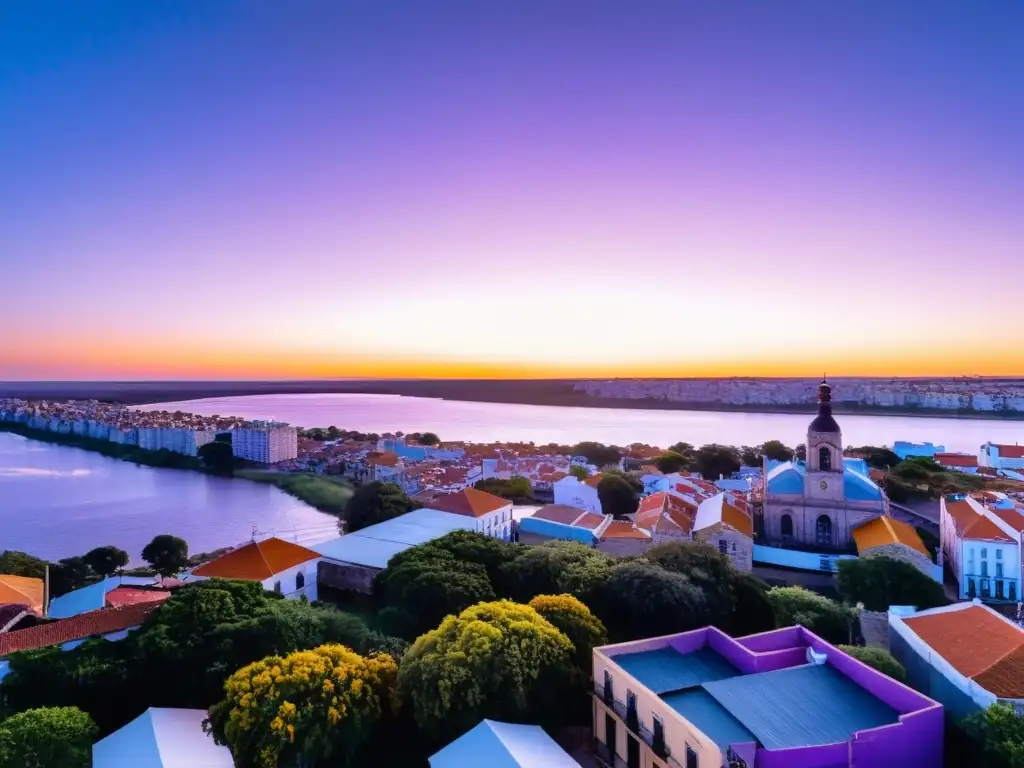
xmin=809 ymin=378 xmax=841 ymax=433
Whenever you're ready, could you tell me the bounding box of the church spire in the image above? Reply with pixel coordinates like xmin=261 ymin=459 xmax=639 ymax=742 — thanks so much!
xmin=809 ymin=376 xmax=840 ymax=434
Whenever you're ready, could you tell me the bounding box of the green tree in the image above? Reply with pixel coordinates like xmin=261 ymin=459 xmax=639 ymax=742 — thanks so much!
xmin=208 ymin=644 xmax=398 ymax=768
xmin=141 ymin=534 xmax=188 ymax=578
xmin=584 ymin=561 xmax=710 ymax=642
xmin=731 ymin=572 xmax=778 ymax=637
xmin=740 ymin=446 xmax=760 ymax=467
xmin=0 ymin=550 xmax=47 ymax=580
xmin=214 ymin=432 xmax=233 ymax=444
xmin=568 ymin=465 xmax=590 ymax=481
xmin=474 ymin=476 xmax=533 ymax=502
xmin=845 ymin=445 xmax=900 ymax=470
xmin=694 ymin=444 xmax=741 ymax=481
xmin=528 ymin=594 xmax=607 ymax=670
xmin=412 ymin=530 xmax=521 ymax=587
xmin=654 ymin=452 xmax=689 ymax=474
xmin=596 ymin=474 xmax=639 ymax=518
xmin=0 ymin=706 xmax=97 ymax=768
xmin=571 ymin=442 xmax=622 ymax=468
xmin=198 ymin=440 xmax=234 ymax=472
xmin=962 ymin=703 xmax=1024 ymax=768
xmin=759 ymin=440 xmax=795 ymax=462
xmin=397 ymin=600 xmax=575 ymax=743
xmin=836 ymin=556 xmax=948 ymax=612
xmin=345 ymin=481 xmax=416 ymax=533
xmin=50 ymin=557 xmax=91 ymax=597
xmin=766 ymin=586 xmax=857 ymax=645
xmin=836 ymin=645 xmax=906 ymax=682
xmin=417 ymin=432 xmax=440 ymax=445
xmin=82 ymin=545 xmax=129 ymax=579
xmin=500 ymin=541 xmax=613 ymax=603
xmin=795 ymin=443 xmax=807 ymax=461
xmin=667 ymin=442 xmax=696 ymax=465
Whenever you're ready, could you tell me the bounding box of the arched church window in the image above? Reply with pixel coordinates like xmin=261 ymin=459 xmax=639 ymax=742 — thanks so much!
xmin=781 ymin=513 xmax=793 ymax=538
xmin=816 ymin=515 xmax=832 ymax=546
xmin=819 ymin=446 xmax=832 ymax=471
xmin=296 ymin=571 xmax=305 ymax=592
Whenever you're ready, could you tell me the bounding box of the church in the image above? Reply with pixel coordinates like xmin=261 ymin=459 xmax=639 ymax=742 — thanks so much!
xmin=759 ymin=379 xmax=889 ymax=550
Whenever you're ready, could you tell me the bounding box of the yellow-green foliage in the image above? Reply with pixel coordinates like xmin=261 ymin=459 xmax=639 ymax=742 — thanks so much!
xmin=528 ymin=594 xmax=608 ymax=667
xmin=211 ymin=644 xmax=397 ymax=768
xmin=397 ymin=600 xmax=575 ymax=742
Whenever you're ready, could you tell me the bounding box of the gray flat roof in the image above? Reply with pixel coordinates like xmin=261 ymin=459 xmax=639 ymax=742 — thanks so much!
xmin=612 ymin=647 xmax=740 ymax=695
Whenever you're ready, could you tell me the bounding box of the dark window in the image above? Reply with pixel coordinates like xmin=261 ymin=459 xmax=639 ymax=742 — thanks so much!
xmin=816 ymin=515 xmax=833 ymax=546
xmin=718 ymin=540 xmax=728 ymax=554
xmin=686 ymin=744 xmax=699 ymax=768
xmin=627 ymin=735 xmax=640 ymax=768
xmin=1011 ymin=582 xmax=1017 ymax=601
xmin=605 ymin=714 xmax=616 ymax=757
xmin=968 ymin=578 xmax=977 ymax=599
xmin=273 ymin=581 xmax=282 ymax=594
xmin=997 ymin=563 xmax=1004 ymax=579
xmin=296 ymin=571 xmax=305 ymax=591
xmin=982 ymin=561 xmax=989 ymax=577
xmin=781 ymin=514 xmax=793 ymax=537
xmin=997 ymin=580 xmax=1005 ymax=600
xmin=819 ymin=446 xmax=832 ymax=471
xmin=603 ymin=670 xmax=613 ymax=705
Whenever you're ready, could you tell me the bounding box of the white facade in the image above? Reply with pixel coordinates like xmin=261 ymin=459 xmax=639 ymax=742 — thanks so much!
xmin=980 ymin=443 xmax=1024 ymax=471
xmin=231 ymin=424 xmax=298 ymax=464
xmin=135 ymin=427 xmax=216 ymax=456
xmin=553 ymin=476 xmax=602 ymax=514
xmin=472 ymin=501 xmax=513 ymax=540
xmin=262 ymin=560 xmax=319 ymax=601
xmin=941 ymin=496 xmax=1022 ymax=601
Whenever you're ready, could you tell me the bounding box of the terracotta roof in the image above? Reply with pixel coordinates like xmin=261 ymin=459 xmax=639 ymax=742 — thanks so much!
xmin=989 ymin=505 xmax=1024 ymax=533
xmin=720 ymin=501 xmax=754 ymax=537
xmin=599 ymin=521 xmax=651 ymax=541
xmin=573 ymin=512 xmax=607 ymax=530
xmin=582 ymin=473 xmax=604 ymax=488
xmin=903 ymin=605 xmax=1024 ymax=697
xmin=0 ymin=576 xmax=44 ymax=614
xmin=0 ymin=603 xmax=159 ymax=657
xmin=531 ymin=504 xmax=589 ymax=526
xmin=994 ymin=445 xmax=1024 ymax=459
xmin=634 ymin=492 xmax=697 ymax=536
xmin=935 ymin=453 xmax=979 ymax=468
xmin=426 ymin=488 xmax=510 ymax=518
xmin=367 ymin=451 xmax=400 ymax=467
xmin=104 ymin=587 xmax=172 ymax=609
xmin=945 ymin=499 xmax=1016 ymax=543
xmin=192 ymin=537 xmax=321 ymax=580
xmin=852 ymin=516 xmax=930 ymax=557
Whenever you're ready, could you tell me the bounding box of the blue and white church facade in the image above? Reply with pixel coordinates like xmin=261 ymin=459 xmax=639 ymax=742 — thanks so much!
xmin=759 ymin=380 xmax=889 ymax=550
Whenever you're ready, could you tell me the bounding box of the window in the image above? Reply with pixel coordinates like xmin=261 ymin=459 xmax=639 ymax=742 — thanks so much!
xmin=997 ymin=550 xmax=1003 ymax=560
xmin=296 ymin=571 xmax=305 ymax=591
xmin=1011 ymin=582 xmax=1017 ymax=601
xmin=816 ymin=515 xmax=833 ymax=546
xmin=603 ymin=670 xmax=613 ymax=705
xmin=819 ymin=446 xmax=832 ymax=471
xmin=626 ymin=690 xmax=638 ymax=731
xmin=982 ymin=561 xmax=989 ymax=577
xmin=686 ymin=744 xmax=699 ymax=768
xmin=982 ymin=548 xmax=988 ymax=558
xmin=719 ymin=540 xmax=728 ymax=554
xmin=780 ymin=514 xmax=793 ymax=538
xmin=273 ymin=581 xmax=282 ymax=594
xmin=732 ymin=541 xmax=737 ymax=553
xmin=997 ymin=563 xmax=1004 ymax=578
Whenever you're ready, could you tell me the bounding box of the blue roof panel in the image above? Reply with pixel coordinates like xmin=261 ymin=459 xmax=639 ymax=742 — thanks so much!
xmin=766 ymin=463 xmax=805 ymax=495
xmin=429 ymin=720 xmax=579 ymax=768
xmin=844 ymin=470 xmax=883 ymax=501
xmin=519 ymin=517 xmax=596 ymax=545
xmin=612 ymin=647 xmax=740 ymax=695
xmin=662 ymin=690 xmax=756 ymax=751
xmin=47 ymin=576 xmax=157 ymax=619
xmin=702 ymin=663 xmax=899 ymax=749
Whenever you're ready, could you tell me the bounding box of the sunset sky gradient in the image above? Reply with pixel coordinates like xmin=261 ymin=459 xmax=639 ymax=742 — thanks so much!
xmin=2 ymin=1 xmax=1022 ymax=380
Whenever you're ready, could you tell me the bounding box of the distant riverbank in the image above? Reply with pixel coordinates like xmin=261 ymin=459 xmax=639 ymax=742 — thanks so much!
xmin=0 ymin=422 xmax=353 ymax=518
xmin=3 ymin=379 xmax=1024 ymax=420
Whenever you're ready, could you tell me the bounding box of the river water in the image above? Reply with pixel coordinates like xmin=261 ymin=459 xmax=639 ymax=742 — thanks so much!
xmin=0 ymin=432 xmax=339 ymax=563
xmin=143 ymin=393 xmax=1023 ymax=454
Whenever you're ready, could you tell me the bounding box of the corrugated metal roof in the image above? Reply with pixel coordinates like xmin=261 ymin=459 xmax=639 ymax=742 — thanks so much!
xmin=612 ymin=647 xmax=740 ymax=695
xmin=429 ymin=720 xmax=580 ymax=768
xmin=703 ymin=664 xmax=899 ymax=749
xmin=662 ymin=689 xmax=756 ymax=750
xmin=47 ymin=576 xmax=158 ymax=619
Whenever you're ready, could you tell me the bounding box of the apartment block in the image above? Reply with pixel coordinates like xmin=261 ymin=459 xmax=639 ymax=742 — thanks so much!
xmin=231 ymin=423 xmax=298 ymax=464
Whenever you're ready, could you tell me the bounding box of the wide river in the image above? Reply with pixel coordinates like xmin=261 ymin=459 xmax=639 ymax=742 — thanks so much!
xmin=144 ymin=393 xmax=1023 ymax=454
xmin=0 ymin=432 xmax=339 ymax=563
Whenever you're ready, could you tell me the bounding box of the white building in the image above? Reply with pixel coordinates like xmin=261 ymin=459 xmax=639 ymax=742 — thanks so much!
xmin=231 ymin=422 xmax=298 ymax=464
xmin=553 ymin=474 xmax=603 ymax=514
xmin=980 ymin=443 xmax=1024 ymax=472
xmin=423 ymin=488 xmax=513 ymax=540
xmin=941 ymin=495 xmax=1021 ymax=602
xmin=189 ymin=537 xmax=320 ymax=600
xmin=136 ymin=427 xmax=216 ymax=456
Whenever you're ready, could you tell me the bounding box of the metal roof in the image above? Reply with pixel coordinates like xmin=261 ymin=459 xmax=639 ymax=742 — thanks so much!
xmin=662 ymin=689 xmax=756 ymax=750
xmin=92 ymin=708 xmax=233 ymax=768
xmin=47 ymin=576 xmax=158 ymax=619
xmin=703 ymin=663 xmax=899 ymax=749
xmin=429 ymin=720 xmax=580 ymax=768
xmin=612 ymin=647 xmax=739 ymax=695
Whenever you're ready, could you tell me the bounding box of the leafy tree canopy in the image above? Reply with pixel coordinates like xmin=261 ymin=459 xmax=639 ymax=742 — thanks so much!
xmin=474 ymin=476 xmax=533 ymax=502
xmin=845 ymin=445 xmax=901 ymax=470
xmin=836 ymin=645 xmax=906 ymax=682
xmin=596 ymin=474 xmax=639 ymax=518
xmin=836 ymin=556 xmax=948 ymax=612
xmin=571 ymin=442 xmax=622 ymax=468
xmin=397 ymin=600 xmax=575 ymax=743
xmin=759 ymin=440 xmax=795 ymax=462
xmin=140 ymin=534 xmax=188 ymax=579
xmin=344 ymin=481 xmax=416 ymax=533
xmin=568 ymin=465 xmax=590 ymax=481
xmin=82 ymin=546 xmax=129 ymax=579
xmin=197 ymin=440 xmax=234 ymax=472
xmin=416 ymin=432 xmax=440 ymax=445
xmin=528 ymin=594 xmax=608 ymax=670
xmin=208 ymin=644 xmax=398 ymax=768
xmin=962 ymin=703 xmax=1024 ymax=768
xmin=654 ymin=452 xmax=690 ymax=474
xmin=0 ymin=706 xmax=98 ymax=768
xmin=694 ymin=444 xmax=741 ymax=481
xmin=740 ymin=446 xmax=761 ymax=467
xmin=499 ymin=541 xmax=613 ymax=603
xmin=766 ymin=586 xmax=857 ymax=645
xmin=667 ymin=442 xmax=696 ymax=462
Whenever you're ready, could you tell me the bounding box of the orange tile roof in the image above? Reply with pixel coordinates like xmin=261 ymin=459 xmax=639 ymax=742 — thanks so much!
xmin=995 ymin=445 xmax=1024 ymax=459
xmin=935 ymin=453 xmax=978 ymax=468
xmin=573 ymin=512 xmax=608 ymax=530
xmin=426 ymin=488 xmax=510 ymax=518
xmin=0 ymin=603 xmax=159 ymax=657
xmin=599 ymin=521 xmax=651 ymax=540
xmin=583 ymin=473 xmax=604 ymax=488
xmin=904 ymin=605 xmax=1024 ymax=697
xmin=945 ymin=499 xmax=1016 ymax=543
xmin=192 ymin=537 xmax=321 ymax=580
xmin=989 ymin=505 xmax=1024 ymax=533
xmin=852 ymin=516 xmax=930 ymax=557
xmin=0 ymin=576 xmax=44 ymax=615
xmin=635 ymin=492 xmax=697 ymax=536
xmin=532 ymin=504 xmax=589 ymax=526
xmin=721 ymin=501 xmax=754 ymax=537
xmin=104 ymin=586 xmax=172 ymax=609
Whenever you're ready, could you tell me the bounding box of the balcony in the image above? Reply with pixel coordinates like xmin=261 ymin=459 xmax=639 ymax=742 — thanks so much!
xmin=964 ymin=574 xmax=1018 ymax=602
xmin=593 ymin=686 xmax=683 ymax=768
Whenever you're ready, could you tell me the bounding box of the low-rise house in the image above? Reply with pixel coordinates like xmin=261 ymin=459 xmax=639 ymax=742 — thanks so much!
xmin=47 ymin=576 xmax=166 ymax=619
xmin=518 ymin=504 xmax=609 ymax=546
xmin=422 ymin=488 xmax=513 ymax=540
xmin=93 ymin=707 xmax=233 ymax=768
xmin=691 ymin=493 xmax=755 ymax=572
xmin=429 ymin=719 xmax=580 ymax=768
xmin=893 ymin=441 xmax=945 ymax=460
xmin=594 ymin=624 xmax=943 ymax=768
xmin=941 ymin=496 xmax=1021 ymax=601
xmin=315 ymin=508 xmax=477 ymax=594
xmin=597 ymin=520 xmax=652 ymax=557
xmin=0 ymin=602 xmax=160 ymax=682
xmin=889 ymin=601 xmax=1024 ymax=718
xmin=852 ymin=516 xmax=939 ymax=579
xmin=980 ymin=443 xmax=1024 ymax=472
xmin=553 ymin=474 xmax=603 ymax=514
xmin=633 ymin=492 xmax=698 ymax=545
xmin=0 ymin=575 xmax=43 ymax=615
xmin=934 ymin=453 xmax=979 ymax=473
xmin=189 ymin=537 xmax=321 ymax=600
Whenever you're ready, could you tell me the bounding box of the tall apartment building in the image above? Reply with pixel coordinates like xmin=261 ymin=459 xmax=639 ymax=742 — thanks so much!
xmin=231 ymin=422 xmax=298 ymax=464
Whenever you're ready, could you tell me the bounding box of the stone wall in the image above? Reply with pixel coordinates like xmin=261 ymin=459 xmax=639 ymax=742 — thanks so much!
xmin=864 ymin=543 xmax=935 ymax=578
xmin=317 ymin=560 xmax=379 ymax=595
xmin=596 ymin=538 xmax=652 ymax=558
xmin=859 ymin=610 xmax=890 ymax=649
xmin=694 ymin=524 xmax=753 ymax=572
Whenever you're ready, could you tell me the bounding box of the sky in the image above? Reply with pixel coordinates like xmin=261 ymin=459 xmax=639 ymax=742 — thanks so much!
xmin=1 ymin=1 xmax=1022 ymax=380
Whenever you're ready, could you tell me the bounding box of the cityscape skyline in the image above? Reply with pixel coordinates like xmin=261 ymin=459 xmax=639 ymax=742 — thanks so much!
xmin=2 ymin=2 xmax=1023 ymax=380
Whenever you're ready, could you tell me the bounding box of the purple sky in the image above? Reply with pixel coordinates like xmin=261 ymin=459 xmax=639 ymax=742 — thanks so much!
xmin=2 ymin=1 xmax=1022 ymax=379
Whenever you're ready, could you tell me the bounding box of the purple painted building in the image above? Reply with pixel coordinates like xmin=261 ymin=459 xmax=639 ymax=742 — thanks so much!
xmin=592 ymin=625 xmax=942 ymax=768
